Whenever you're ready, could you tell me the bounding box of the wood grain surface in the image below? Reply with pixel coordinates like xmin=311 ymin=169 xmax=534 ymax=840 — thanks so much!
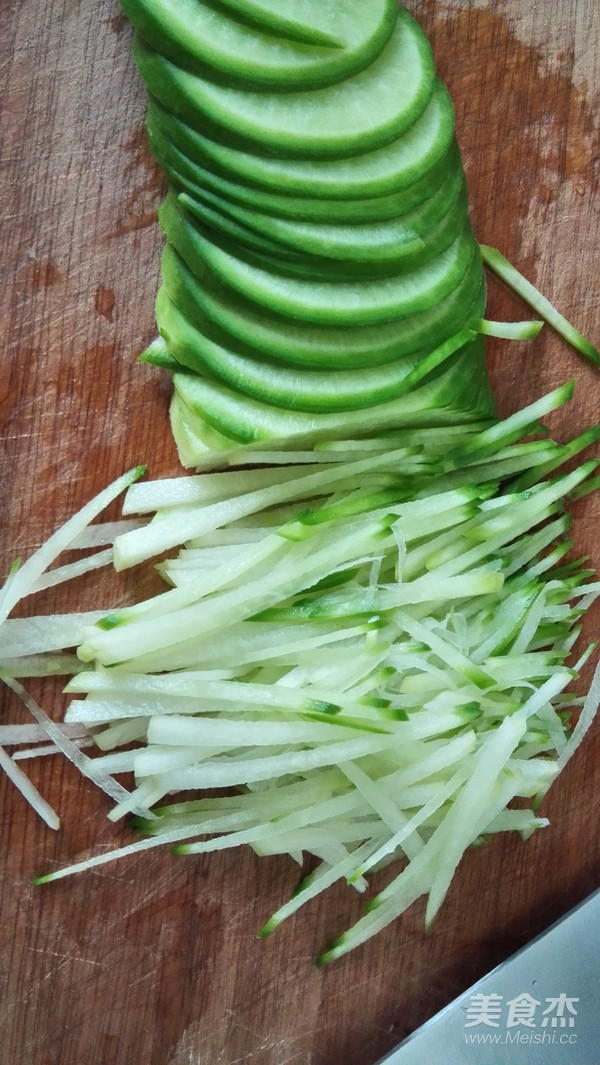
xmin=1 ymin=3 xmax=599 ymax=1064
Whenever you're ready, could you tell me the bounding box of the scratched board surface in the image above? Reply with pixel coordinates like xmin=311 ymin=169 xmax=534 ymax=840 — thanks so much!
xmin=0 ymin=2 xmax=599 ymax=1063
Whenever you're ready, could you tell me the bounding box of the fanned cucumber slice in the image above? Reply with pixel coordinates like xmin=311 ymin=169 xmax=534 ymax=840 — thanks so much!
xmin=156 ymin=289 xmax=479 ymax=411
xmin=165 ymin=205 xmax=479 ymax=325
xmin=132 ymin=10 xmax=436 ymax=157
xmin=146 ymin=80 xmax=455 ymax=199
xmin=171 ymin=335 xmax=492 ymax=444
xmin=160 ymin=241 xmax=486 ymax=369
xmin=121 ymin=0 xmax=396 ymax=88
xmin=164 ymin=192 xmax=305 ymax=265
xmin=178 ymin=160 xmax=466 ymax=265
xmin=147 ymin=110 xmax=458 ymax=223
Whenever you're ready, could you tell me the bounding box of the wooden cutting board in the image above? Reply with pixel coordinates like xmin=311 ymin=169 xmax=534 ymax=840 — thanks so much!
xmin=1 ymin=3 xmax=599 ymax=1063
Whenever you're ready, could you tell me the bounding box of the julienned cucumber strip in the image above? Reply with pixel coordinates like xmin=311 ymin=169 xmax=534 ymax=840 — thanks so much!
xmin=477 ymin=318 xmax=543 ymax=340
xmin=481 ymin=246 xmax=600 ymax=365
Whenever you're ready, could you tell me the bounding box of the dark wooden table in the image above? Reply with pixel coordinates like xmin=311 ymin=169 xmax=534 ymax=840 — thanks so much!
xmin=1 ymin=3 xmax=599 ymax=1063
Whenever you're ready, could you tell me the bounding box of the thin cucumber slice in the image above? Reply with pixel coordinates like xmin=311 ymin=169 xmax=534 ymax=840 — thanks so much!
xmin=169 ymin=208 xmax=479 ymax=325
xmin=145 ymin=80 xmax=455 ymax=199
xmin=164 ymin=191 xmax=306 ymax=265
xmin=132 ymin=11 xmax=436 ymax=158
xmin=156 ymin=290 xmax=478 ymax=412
xmin=160 ymin=240 xmax=486 ymax=369
xmin=178 ymin=162 xmax=467 ymax=265
xmin=171 ymin=335 xmax=492 ymax=444
xmin=478 ymin=319 xmax=543 ymax=340
xmin=147 ymin=108 xmax=458 ymax=223
xmin=121 ymin=0 xmax=397 ymax=88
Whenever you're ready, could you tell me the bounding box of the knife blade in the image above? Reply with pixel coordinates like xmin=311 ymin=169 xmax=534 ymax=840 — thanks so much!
xmin=376 ymin=888 xmax=600 ymax=1063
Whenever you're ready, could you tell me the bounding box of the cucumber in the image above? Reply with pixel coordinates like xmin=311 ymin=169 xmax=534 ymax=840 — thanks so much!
xmin=177 ymin=161 xmax=467 ymax=265
xmin=145 ymin=80 xmax=455 ymax=200
xmin=166 ymin=205 xmax=478 ymax=325
xmin=172 ymin=335 xmax=493 ymax=444
xmin=164 ymin=191 xmax=309 ymax=266
xmin=166 ymin=192 xmax=467 ymax=284
xmin=160 ymin=241 xmax=486 ymax=369
xmin=156 ymin=288 xmax=480 ymax=411
xmin=121 ymin=0 xmax=397 ymax=88
xmin=147 ymin=109 xmax=459 ymax=223
xmin=132 ymin=9 xmax=436 ymax=158
xmin=161 ymin=193 xmax=419 ymax=284
xmin=124 ymin=0 xmax=491 ymax=459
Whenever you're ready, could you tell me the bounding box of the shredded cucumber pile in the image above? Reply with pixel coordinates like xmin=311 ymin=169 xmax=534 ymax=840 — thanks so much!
xmin=1 ymin=0 xmax=599 ymax=963
xmin=2 ymin=386 xmax=600 ymax=960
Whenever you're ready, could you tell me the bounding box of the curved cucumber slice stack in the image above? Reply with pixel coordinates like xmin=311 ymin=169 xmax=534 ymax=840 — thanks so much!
xmin=132 ymin=10 xmax=436 ymax=157
xmin=178 ymin=165 xmax=467 ymax=266
xmin=121 ymin=0 xmax=397 ymax=88
xmin=156 ymin=288 xmax=479 ymax=412
xmin=145 ymin=81 xmax=455 ymax=200
xmin=147 ymin=109 xmax=459 ymax=223
xmin=170 ymin=335 xmax=492 ymax=445
xmin=125 ymin=0 xmax=493 ymax=454
xmin=159 ymin=243 xmax=486 ymax=370
xmin=163 ymin=203 xmax=478 ymax=325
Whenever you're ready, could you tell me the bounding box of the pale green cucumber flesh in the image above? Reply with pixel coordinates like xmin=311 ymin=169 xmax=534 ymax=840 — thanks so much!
xmin=121 ymin=0 xmax=397 ymax=88
xmin=201 ymin=0 xmax=367 ymax=48
xmin=147 ymin=111 xmax=459 ymax=223
xmin=132 ymin=11 xmax=436 ymax=158
xmin=145 ymin=80 xmax=455 ymax=199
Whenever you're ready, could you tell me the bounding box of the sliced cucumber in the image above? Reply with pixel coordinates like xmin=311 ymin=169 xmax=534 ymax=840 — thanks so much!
xmin=166 ymin=205 xmax=479 ymax=325
xmin=164 ymin=190 xmax=308 ymax=265
xmin=170 ymin=390 xmax=242 ymax=465
xmin=172 ymin=335 xmax=493 ymax=444
xmin=167 ymin=193 xmax=460 ymax=283
xmin=132 ymin=10 xmax=436 ymax=158
xmin=160 ymin=241 xmax=486 ymax=369
xmin=156 ymin=288 xmax=479 ymax=411
xmin=145 ymin=80 xmax=455 ymax=199
xmin=160 ymin=194 xmax=393 ymax=285
xmin=121 ymin=0 xmax=396 ymax=88
xmin=147 ymin=108 xmax=459 ymax=223
xmin=178 ymin=160 xmax=466 ymax=265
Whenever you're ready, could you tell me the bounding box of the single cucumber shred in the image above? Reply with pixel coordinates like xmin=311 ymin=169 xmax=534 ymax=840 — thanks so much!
xmin=2 ymin=0 xmax=598 ymax=969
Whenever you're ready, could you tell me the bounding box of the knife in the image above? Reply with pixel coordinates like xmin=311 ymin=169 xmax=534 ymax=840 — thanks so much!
xmin=376 ymin=888 xmax=600 ymax=1063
